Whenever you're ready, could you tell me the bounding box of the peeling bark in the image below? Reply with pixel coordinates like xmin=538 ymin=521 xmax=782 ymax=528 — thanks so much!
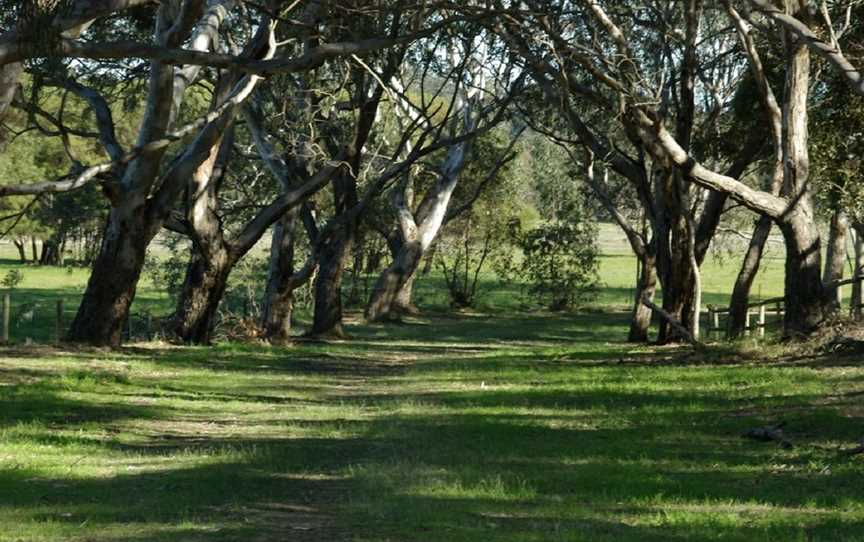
xmin=823 ymin=208 xmax=849 ymax=311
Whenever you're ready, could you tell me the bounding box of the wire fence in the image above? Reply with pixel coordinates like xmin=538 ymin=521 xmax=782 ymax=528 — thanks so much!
xmin=0 ymin=293 xmax=158 ymax=344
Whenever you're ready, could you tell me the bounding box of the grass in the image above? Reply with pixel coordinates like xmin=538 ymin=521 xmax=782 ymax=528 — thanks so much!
xmin=1 ymin=312 xmax=863 ymax=541
xmin=1 ymin=230 xmax=861 ymax=540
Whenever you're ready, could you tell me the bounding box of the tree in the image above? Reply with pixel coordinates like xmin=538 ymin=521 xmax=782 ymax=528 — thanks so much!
xmin=0 ymin=0 xmax=459 ymax=346
xmin=365 ymin=32 xmax=524 ymax=322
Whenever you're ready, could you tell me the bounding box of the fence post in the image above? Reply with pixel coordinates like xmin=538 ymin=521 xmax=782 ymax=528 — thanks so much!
xmin=2 ymin=293 xmax=8 ymax=343
xmin=55 ymin=299 xmax=64 ymax=344
xmin=711 ymin=308 xmax=719 ymax=337
xmin=745 ymin=309 xmax=751 ymax=336
xmin=758 ymin=304 xmax=766 ymax=338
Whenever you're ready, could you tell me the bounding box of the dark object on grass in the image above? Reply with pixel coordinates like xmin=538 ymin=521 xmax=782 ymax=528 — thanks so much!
xmin=842 ymin=438 xmax=864 ymax=456
xmin=824 ymin=337 xmax=864 ymax=355
xmin=742 ymin=422 xmax=793 ymax=449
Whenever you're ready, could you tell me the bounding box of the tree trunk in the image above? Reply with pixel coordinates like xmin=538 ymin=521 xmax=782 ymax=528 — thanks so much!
xmin=421 ymin=244 xmax=436 ymax=275
xmin=728 ymin=216 xmax=773 ymax=339
xmin=344 ymin=247 xmax=364 ymax=307
xmin=778 ymin=212 xmax=826 ymax=337
xmin=394 ymin=273 xmax=418 ymax=314
xmin=655 ymin=172 xmax=696 ymax=344
xmin=261 ymin=209 xmax=300 ymax=344
xmin=30 ymin=237 xmax=38 ymax=262
xmin=823 ymin=208 xmax=849 ymax=312
xmin=777 ymin=14 xmax=825 ymax=338
xmin=628 ymin=249 xmax=657 ymax=343
xmin=365 ymin=237 xmax=422 ymax=321
xmin=310 ymin=232 xmax=353 ymax=338
xmin=310 ymin=169 xmax=358 ymax=338
xmin=171 ymin=247 xmax=231 ymax=344
xmin=39 ymin=232 xmax=64 ymax=266
xmin=851 ymin=222 xmax=864 ymax=321
xmin=12 ymin=240 xmax=26 ymax=263
xmin=67 ymin=209 xmax=151 ymax=346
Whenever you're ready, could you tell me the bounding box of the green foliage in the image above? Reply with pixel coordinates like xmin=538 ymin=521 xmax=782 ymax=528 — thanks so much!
xmin=1 ymin=268 xmax=23 ymax=291
xmin=512 ymin=219 xmax=599 ymax=311
xmin=436 ymin=129 xmax=521 ymax=309
xmin=437 ymin=211 xmax=513 ymax=308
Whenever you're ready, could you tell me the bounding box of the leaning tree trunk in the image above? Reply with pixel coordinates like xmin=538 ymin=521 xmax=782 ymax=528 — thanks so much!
xmin=67 ymin=208 xmax=152 ymax=346
xmin=393 ymin=273 xmax=418 ymax=314
xmin=365 ymin=236 xmax=423 ymax=321
xmin=12 ymin=240 xmax=26 ymax=263
xmin=728 ymin=216 xmax=773 ymax=339
xmin=310 ymin=169 xmax=359 ymax=338
xmin=628 ymin=249 xmax=657 ymax=343
xmin=171 ymin=246 xmax=232 ymax=345
xmin=261 ymin=209 xmax=300 ymax=344
xmin=310 ymin=231 xmax=353 ymax=338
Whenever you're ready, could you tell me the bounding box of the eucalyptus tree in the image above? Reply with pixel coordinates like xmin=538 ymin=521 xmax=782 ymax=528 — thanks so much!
xmin=170 ymin=1 xmax=461 ymax=344
xmin=0 ymin=0 xmax=465 ymax=346
xmin=364 ymin=28 xmax=524 ymax=322
xmin=524 ymin=0 xmax=831 ymax=337
xmin=492 ymin=0 xmax=764 ymax=342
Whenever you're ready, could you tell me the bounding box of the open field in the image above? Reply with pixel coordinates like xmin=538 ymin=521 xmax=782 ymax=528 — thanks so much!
xmin=1 ymin=314 xmax=864 ymax=541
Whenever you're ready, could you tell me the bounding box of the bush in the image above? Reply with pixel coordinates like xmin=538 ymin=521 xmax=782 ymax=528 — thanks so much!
xmin=514 ymin=221 xmax=599 ymax=311
xmin=1 ymin=269 xmax=24 ymax=291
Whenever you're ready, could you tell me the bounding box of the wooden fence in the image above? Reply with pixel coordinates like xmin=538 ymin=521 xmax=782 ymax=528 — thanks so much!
xmin=707 ymin=275 xmax=864 ymax=339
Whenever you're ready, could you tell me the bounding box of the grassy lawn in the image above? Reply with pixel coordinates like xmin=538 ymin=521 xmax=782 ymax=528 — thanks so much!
xmin=1 ymin=311 xmax=863 ymax=541
xmin=1 ymin=231 xmax=861 ymax=540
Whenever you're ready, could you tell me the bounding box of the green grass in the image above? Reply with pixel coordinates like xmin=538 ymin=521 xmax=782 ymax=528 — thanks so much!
xmin=1 ymin=312 xmax=863 ymax=541
xmin=0 ymin=230 xmax=859 ymax=540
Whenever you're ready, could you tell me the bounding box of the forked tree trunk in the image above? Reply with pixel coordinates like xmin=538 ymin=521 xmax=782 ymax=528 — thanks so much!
xmin=728 ymin=216 xmax=773 ymax=339
xmin=67 ymin=208 xmax=152 ymax=346
xmin=261 ymin=209 xmax=300 ymax=344
xmin=12 ymin=240 xmax=26 ymax=263
xmin=655 ymin=173 xmax=696 ymax=344
xmin=365 ymin=236 xmax=422 ymax=321
xmin=628 ymin=250 xmax=657 ymax=343
xmin=171 ymin=247 xmax=232 ymax=344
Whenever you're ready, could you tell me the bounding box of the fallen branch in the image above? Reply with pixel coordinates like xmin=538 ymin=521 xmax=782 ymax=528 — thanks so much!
xmin=842 ymin=438 xmax=864 ymax=456
xmin=641 ymin=294 xmax=701 ymax=346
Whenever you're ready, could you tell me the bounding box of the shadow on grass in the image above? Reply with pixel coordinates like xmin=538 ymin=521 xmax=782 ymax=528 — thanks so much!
xmin=0 ymin=312 xmax=863 ymax=541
